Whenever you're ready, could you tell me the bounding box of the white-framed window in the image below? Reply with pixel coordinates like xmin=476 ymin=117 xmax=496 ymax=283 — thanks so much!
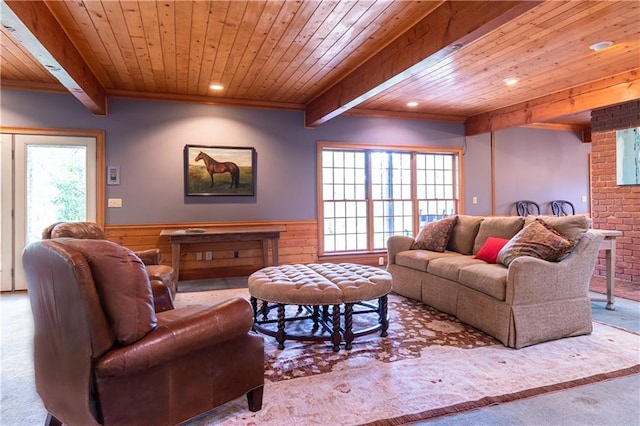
xmin=318 ymin=142 xmax=461 ymax=255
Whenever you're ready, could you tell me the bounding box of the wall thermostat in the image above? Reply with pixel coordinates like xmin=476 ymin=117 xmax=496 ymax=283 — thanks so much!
xmin=107 ymin=166 xmax=120 ymax=185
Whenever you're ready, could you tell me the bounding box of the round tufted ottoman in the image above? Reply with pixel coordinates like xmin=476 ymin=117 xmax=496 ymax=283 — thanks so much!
xmin=248 ymin=263 xmax=392 ymax=351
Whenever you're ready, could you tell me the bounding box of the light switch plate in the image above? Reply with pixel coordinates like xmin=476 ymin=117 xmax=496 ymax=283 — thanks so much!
xmin=107 ymin=198 xmax=122 ymax=208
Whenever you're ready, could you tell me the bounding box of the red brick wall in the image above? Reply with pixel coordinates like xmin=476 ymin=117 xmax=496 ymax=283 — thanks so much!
xmin=591 ymin=100 xmax=640 ymax=283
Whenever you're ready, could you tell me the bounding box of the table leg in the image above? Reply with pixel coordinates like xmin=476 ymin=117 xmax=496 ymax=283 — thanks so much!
xmin=379 ymin=295 xmax=389 ymax=337
xmin=343 ymin=303 xmax=354 ymax=350
xmin=262 ymin=239 xmax=269 ymax=266
xmin=272 ymin=237 xmax=279 ymax=265
xmin=276 ymin=304 xmax=286 ymax=350
xmin=312 ymin=305 xmax=320 ymax=331
xmin=605 ymin=239 xmax=616 ymax=310
xmin=260 ymin=300 xmax=269 ymax=320
xmin=171 ymin=243 xmax=180 ymax=282
xmin=332 ymin=305 xmax=341 ymax=352
xmin=250 ymin=297 xmax=258 ymax=323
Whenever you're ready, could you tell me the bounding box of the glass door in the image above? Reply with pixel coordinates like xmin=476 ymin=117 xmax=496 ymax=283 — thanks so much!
xmin=0 ymin=135 xmax=12 ymax=291
xmin=1 ymin=133 xmax=97 ymax=291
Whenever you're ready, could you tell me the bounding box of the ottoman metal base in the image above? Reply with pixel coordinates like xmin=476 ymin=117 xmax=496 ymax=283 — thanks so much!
xmin=250 ymin=295 xmax=389 ymax=351
xmin=248 ymin=263 xmax=392 ymax=351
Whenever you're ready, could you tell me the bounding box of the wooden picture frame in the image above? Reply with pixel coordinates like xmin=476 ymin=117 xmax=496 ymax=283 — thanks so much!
xmin=184 ymin=145 xmax=256 ymax=196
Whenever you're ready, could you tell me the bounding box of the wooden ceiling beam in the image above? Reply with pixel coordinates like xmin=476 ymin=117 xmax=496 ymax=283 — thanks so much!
xmin=1 ymin=0 xmax=107 ymax=115
xmin=465 ymin=69 xmax=640 ymax=136
xmin=304 ymin=1 xmax=542 ymax=128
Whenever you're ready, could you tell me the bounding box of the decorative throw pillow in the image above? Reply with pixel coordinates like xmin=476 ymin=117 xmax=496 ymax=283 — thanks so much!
xmin=497 ymin=219 xmax=574 ymax=267
xmin=474 ymin=237 xmax=509 ymax=264
xmin=411 ymin=216 xmax=458 ymax=252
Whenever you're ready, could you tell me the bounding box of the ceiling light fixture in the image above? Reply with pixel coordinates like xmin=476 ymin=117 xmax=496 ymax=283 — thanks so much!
xmin=589 ymin=41 xmax=613 ymax=52
xmin=503 ymin=77 xmax=519 ymax=86
xmin=209 ymin=84 xmax=224 ymax=91
xmin=406 ymin=101 xmax=418 ymax=107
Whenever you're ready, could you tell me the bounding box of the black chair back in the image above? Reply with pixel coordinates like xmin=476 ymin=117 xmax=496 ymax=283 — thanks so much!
xmin=515 ymin=200 xmax=540 ymax=217
xmin=551 ymin=200 xmax=575 ymax=216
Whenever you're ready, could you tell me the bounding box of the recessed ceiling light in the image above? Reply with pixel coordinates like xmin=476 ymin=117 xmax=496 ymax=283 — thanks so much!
xmin=503 ymin=77 xmax=519 ymax=86
xmin=406 ymin=101 xmax=418 ymax=107
xmin=209 ymin=84 xmax=224 ymax=91
xmin=589 ymin=41 xmax=613 ymax=52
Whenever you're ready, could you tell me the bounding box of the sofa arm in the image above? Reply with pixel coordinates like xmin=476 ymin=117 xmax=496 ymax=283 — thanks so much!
xmin=95 ymin=297 xmax=255 ymax=377
xmin=505 ymin=231 xmax=604 ymax=305
xmin=135 ymin=248 xmax=162 ymax=265
xmin=150 ymin=280 xmax=174 ymax=312
xmin=386 ymin=235 xmax=414 ymax=265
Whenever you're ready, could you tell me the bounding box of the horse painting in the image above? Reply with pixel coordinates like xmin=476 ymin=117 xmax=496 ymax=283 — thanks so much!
xmin=194 ymin=151 xmax=240 ymax=188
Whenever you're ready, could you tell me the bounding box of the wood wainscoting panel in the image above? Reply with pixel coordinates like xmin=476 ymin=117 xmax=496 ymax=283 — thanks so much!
xmin=105 ymin=220 xmax=319 ymax=280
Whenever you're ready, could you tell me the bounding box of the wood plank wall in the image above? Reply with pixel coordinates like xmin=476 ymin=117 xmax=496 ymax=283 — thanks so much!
xmin=105 ymin=220 xmax=384 ymax=280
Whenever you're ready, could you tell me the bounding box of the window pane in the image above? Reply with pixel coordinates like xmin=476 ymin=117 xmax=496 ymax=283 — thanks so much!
xmin=320 ymin=150 xmax=368 ymax=253
xmin=26 ymin=145 xmax=87 ymax=244
xmin=322 ymin=168 xmax=333 ymax=183
xmin=322 ymin=151 xmax=333 ymax=167
xmin=320 ymin=147 xmax=459 ymax=254
xmin=324 ymin=202 xmax=334 ymax=217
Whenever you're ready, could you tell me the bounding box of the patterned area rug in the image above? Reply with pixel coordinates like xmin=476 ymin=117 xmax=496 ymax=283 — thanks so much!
xmin=175 ymin=289 xmax=640 ymax=426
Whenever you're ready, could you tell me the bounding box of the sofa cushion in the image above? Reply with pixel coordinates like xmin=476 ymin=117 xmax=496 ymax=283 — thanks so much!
xmin=474 ymin=237 xmax=509 ymax=264
xmin=497 ymin=219 xmax=574 ymax=267
xmin=395 ymin=250 xmax=458 ymax=272
xmin=473 ymin=217 xmax=524 ymax=254
xmin=458 ymin=263 xmax=508 ymax=300
xmin=411 ymin=216 xmax=458 ymax=252
xmin=447 ymin=215 xmax=484 ymax=255
xmin=426 ymin=255 xmax=485 ymax=282
xmin=59 ymin=239 xmax=157 ymax=345
xmin=524 ymin=215 xmax=590 ymax=243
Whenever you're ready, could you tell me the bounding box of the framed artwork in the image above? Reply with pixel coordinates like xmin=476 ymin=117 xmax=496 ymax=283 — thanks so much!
xmin=616 ymin=127 xmax=640 ymax=185
xmin=184 ymin=145 xmax=256 ymax=196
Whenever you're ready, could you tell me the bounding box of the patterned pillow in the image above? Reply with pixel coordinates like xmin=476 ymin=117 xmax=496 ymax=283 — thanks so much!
xmin=497 ymin=219 xmax=574 ymax=267
xmin=411 ymin=216 xmax=458 ymax=252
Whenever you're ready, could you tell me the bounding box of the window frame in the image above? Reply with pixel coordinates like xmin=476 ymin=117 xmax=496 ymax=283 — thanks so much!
xmin=317 ymin=142 xmax=463 ymax=257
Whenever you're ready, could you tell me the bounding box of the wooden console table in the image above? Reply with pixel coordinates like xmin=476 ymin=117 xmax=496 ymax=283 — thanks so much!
xmin=590 ymin=229 xmax=623 ymax=310
xmin=160 ymin=225 xmax=286 ymax=285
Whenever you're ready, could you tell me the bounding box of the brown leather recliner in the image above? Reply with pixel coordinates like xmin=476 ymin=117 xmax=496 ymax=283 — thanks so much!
xmin=22 ymin=238 xmax=264 ymax=426
xmin=42 ymin=221 xmax=178 ymax=300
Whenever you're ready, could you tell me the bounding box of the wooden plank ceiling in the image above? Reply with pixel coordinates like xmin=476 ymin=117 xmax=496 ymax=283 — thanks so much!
xmin=1 ymin=0 xmax=639 ymax=135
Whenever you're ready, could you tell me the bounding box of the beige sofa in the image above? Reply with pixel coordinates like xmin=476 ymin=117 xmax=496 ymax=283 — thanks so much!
xmin=386 ymin=215 xmax=604 ymax=349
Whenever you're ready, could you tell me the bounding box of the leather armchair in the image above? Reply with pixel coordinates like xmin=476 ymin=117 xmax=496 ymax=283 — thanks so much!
xmin=22 ymin=238 xmax=264 ymax=426
xmin=42 ymin=221 xmax=178 ymax=301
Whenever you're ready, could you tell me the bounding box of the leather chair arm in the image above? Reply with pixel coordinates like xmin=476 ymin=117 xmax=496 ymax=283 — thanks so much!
xmin=95 ymin=298 xmax=254 ymax=378
xmin=135 ymin=248 xmax=162 ymax=265
xmin=150 ymin=280 xmax=174 ymax=312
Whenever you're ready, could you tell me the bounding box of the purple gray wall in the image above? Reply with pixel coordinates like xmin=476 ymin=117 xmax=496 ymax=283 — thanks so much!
xmin=465 ymin=129 xmax=592 ymax=216
xmin=1 ymin=89 xmax=590 ymax=224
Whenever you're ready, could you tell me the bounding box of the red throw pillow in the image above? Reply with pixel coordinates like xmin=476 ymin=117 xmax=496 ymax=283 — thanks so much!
xmin=474 ymin=237 xmax=509 ymax=264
